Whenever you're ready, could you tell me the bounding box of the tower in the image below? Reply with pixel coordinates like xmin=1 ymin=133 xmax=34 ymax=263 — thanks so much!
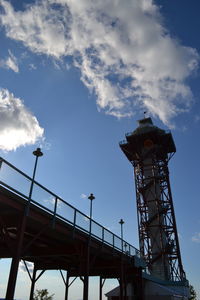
xmin=120 ymin=117 xmax=185 ymax=282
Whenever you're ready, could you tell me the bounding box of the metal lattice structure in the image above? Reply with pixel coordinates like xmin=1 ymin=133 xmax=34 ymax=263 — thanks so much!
xmin=120 ymin=117 xmax=186 ymax=282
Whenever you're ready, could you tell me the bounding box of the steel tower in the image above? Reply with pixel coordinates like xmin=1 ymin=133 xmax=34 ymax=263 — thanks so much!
xmin=120 ymin=117 xmax=185 ymax=282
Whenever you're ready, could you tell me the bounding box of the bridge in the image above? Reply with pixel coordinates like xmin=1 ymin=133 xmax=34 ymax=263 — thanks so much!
xmin=0 ymin=157 xmax=145 ymax=300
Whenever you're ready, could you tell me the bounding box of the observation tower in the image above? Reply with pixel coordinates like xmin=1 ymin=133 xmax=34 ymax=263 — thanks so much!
xmin=119 ymin=117 xmax=185 ymax=283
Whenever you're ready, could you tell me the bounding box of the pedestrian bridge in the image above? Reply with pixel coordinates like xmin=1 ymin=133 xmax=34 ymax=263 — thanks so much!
xmin=0 ymin=157 xmax=145 ymax=300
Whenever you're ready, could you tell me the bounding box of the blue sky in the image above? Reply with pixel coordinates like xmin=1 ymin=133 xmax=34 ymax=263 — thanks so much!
xmin=0 ymin=0 xmax=200 ymax=299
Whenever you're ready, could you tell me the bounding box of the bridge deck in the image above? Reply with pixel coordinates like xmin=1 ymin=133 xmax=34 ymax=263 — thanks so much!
xmin=0 ymin=158 xmax=144 ymax=279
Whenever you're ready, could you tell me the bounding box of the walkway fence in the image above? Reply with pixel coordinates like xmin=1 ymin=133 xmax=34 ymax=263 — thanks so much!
xmin=0 ymin=157 xmax=140 ymax=258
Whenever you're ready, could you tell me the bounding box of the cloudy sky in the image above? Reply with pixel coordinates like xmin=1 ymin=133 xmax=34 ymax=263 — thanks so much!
xmin=0 ymin=0 xmax=200 ymax=299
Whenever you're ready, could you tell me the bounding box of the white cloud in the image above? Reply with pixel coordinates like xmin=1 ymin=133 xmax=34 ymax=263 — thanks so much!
xmin=80 ymin=193 xmax=87 ymax=199
xmin=19 ymin=260 xmax=34 ymax=273
xmin=0 ymin=50 xmax=19 ymax=72
xmin=39 ymin=140 xmax=51 ymax=150
xmin=43 ymin=195 xmax=56 ymax=205
xmin=192 ymin=232 xmax=200 ymax=243
xmin=0 ymin=88 xmax=44 ymax=151
xmin=0 ymin=0 xmax=199 ymax=126
xmin=194 ymin=115 xmax=200 ymax=123
xmin=43 ymin=195 xmax=62 ymax=209
xmin=29 ymin=63 xmax=37 ymax=70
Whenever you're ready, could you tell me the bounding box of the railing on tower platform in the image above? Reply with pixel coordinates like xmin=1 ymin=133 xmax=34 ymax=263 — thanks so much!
xmin=0 ymin=157 xmax=140 ymax=258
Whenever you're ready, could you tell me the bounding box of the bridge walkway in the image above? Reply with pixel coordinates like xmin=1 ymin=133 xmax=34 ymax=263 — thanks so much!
xmin=0 ymin=158 xmax=145 ymax=300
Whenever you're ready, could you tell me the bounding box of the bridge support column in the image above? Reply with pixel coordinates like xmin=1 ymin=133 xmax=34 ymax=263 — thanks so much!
xmin=29 ymin=269 xmax=46 ymax=300
xmin=29 ymin=266 xmax=37 ymax=300
xmin=60 ymin=271 xmax=78 ymax=300
xmin=119 ymin=278 xmax=123 ymax=300
xmin=99 ymin=276 xmax=103 ymax=300
xmin=119 ymin=257 xmax=125 ymax=300
xmin=5 ymin=214 xmax=26 ymax=300
xmin=99 ymin=277 xmax=106 ymax=300
xmin=134 ymin=268 xmax=144 ymax=300
xmin=82 ymin=237 xmax=91 ymax=300
xmin=64 ymin=272 xmax=70 ymax=300
xmin=83 ymin=275 xmax=89 ymax=300
xmin=124 ymin=280 xmax=127 ymax=299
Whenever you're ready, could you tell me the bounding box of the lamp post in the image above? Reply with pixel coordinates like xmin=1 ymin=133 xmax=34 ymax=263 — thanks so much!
xmin=5 ymin=148 xmax=43 ymax=299
xmin=88 ymin=193 xmax=95 ymax=234
xmin=32 ymin=148 xmax=43 ymax=179
xmin=28 ymin=148 xmax=43 ymax=201
xmin=88 ymin=193 xmax=95 ymax=220
xmin=84 ymin=193 xmax=95 ymax=300
xmin=119 ymin=218 xmax=125 ymax=251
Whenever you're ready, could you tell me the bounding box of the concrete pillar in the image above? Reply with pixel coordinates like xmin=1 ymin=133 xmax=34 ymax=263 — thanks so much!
xmin=83 ymin=275 xmax=89 ymax=300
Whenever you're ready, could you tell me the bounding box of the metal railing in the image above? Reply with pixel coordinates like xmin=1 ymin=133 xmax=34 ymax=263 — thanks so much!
xmin=0 ymin=157 xmax=140 ymax=257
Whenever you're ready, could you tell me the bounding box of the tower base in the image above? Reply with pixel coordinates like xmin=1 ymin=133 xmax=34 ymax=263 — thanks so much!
xmin=105 ymin=275 xmax=189 ymax=300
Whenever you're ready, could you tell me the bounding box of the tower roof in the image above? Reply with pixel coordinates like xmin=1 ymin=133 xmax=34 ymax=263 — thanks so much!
xmin=132 ymin=117 xmax=165 ymax=136
xmin=119 ymin=117 xmax=176 ymax=162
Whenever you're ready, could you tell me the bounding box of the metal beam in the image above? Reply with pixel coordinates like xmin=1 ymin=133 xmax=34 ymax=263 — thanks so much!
xmin=29 ymin=266 xmax=37 ymax=300
xmin=99 ymin=277 xmax=106 ymax=300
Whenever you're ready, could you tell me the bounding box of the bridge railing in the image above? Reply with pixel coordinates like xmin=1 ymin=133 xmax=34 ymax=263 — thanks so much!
xmin=0 ymin=157 xmax=140 ymax=258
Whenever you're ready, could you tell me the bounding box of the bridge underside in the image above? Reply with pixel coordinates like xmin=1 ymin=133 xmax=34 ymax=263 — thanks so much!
xmin=0 ymin=187 xmax=144 ymax=300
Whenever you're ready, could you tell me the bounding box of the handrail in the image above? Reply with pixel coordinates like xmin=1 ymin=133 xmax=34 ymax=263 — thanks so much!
xmin=0 ymin=157 xmax=140 ymax=257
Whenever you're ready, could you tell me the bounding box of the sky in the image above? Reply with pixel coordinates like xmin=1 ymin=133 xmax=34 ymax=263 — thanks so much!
xmin=0 ymin=0 xmax=200 ymax=299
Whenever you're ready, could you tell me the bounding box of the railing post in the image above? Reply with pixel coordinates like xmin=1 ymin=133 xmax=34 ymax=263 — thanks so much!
xmin=73 ymin=209 xmax=77 ymax=227
xmin=54 ymin=197 xmax=58 ymax=215
xmin=72 ymin=210 xmax=77 ymax=239
xmin=0 ymin=157 xmax=3 ymax=169
xmin=52 ymin=197 xmax=58 ymax=227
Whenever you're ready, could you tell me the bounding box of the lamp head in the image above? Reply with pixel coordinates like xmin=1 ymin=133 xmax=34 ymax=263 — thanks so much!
xmin=119 ymin=218 xmax=124 ymax=225
xmin=88 ymin=193 xmax=95 ymax=201
xmin=33 ymin=148 xmax=43 ymax=157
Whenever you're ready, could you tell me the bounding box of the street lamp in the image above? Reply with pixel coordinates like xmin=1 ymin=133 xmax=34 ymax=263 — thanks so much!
xmin=119 ymin=218 xmax=125 ymax=251
xmin=88 ymin=193 xmax=95 ymax=220
xmin=5 ymin=148 xmax=44 ymax=300
xmin=32 ymin=148 xmax=43 ymax=179
xmin=28 ymin=148 xmax=43 ymax=201
xmin=88 ymin=193 xmax=95 ymax=234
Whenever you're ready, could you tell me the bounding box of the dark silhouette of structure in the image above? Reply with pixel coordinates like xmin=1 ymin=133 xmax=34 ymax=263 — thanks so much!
xmin=119 ymin=117 xmax=189 ymax=299
xmin=0 ymin=118 xmax=190 ymax=300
